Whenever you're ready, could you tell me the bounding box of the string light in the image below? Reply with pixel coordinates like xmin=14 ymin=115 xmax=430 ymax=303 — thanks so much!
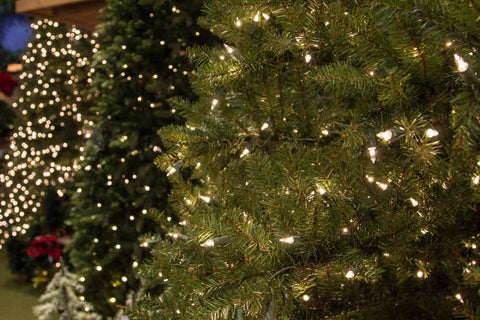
xmin=345 ymin=270 xmax=355 ymax=279
xmin=0 ymin=20 xmax=94 ymax=239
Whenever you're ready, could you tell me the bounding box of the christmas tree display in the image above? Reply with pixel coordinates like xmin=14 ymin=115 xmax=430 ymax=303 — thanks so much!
xmin=33 ymin=263 xmax=102 ymax=320
xmin=0 ymin=19 xmax=94 ymax=248
xmin=66 ymin=0 xmax=211 ymax=317
xmin=130 ymin=1 xmax=480 ymax=319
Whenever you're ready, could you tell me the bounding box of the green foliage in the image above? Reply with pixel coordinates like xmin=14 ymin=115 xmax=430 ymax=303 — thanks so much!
xmin=66 ymin=0 xmax=213 ymax=317
xmin=5 ymin=235 xmax=35 ymax=277
xmin=131 ymin=1 xmax=480 ymax=319
xmin=0 ymin=100 xmax=15 ymax=136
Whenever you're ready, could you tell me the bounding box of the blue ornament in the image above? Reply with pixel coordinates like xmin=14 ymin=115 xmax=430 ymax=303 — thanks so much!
xmin=0 ymin=14 xmax=32 ymax=52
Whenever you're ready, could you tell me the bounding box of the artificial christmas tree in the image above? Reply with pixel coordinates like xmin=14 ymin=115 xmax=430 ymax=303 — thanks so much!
xmin=131 ymin=1 xmax=480 ymax=319
xmin=0 ymin=19 xmax=93 ymax=246
xmin=66 ymin=0 xmax=211 ymax=317
xmin=33 ymin=263 xmax=102 ymax=320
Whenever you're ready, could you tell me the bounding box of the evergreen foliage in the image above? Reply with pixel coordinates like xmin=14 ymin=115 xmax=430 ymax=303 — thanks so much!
xmin=33 ymin=263 xmax=102 ymax=320
xmin=131 ymin=1 xmax=480 ymax=319
xmin=0 ymin=20 xmax=93 ymax=245
xmin=66 ymin=0 xmax=211 ymax=317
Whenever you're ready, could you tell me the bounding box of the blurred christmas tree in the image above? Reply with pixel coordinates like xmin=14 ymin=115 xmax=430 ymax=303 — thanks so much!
xmin=0 ymin=19 xmax=94 ymax=247
xmin=130 ymin=1 xmax=480 ymax=319
xmin=33 ymin=263 xmax=102 ymax=320
xmin=66 ymin=0 xmax=211 ymax=317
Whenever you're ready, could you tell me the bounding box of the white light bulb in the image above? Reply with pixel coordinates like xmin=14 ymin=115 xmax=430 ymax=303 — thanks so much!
xmin=377 ymin=130 xmax=393 ymax=142
xmin=425 ymin=129 xmax=439 ymax=138
xmin=240 ymin=148 xmax=250 ymax=158
xmin=224 ymin=44 xmax=234 ymax=54
xmin=409 ymin=198 xmax=419 ymax=207
xmin=368 ymin=147 xmax=377 ymax=163
xmin=211 ymin=99 xmax=219 ymax=110
xmin=305 ymin=53 xmax=312 ymax=63
xmin=473 ymin=176 xmax=480 ymax=185
xmin=376 ymin=182 xmax=388 ymax=190
xmin=454 ymin=54 xmax=469 ymax=72
xmin=317 ymin=185 xmax=326 ymax=195
xmin=201 ymin=239 xmax=215 ymax=247
xmin=416 ymin=270 xmax=424 ymax=278
xmin=199 ymin=195 xmax=211 ymax=203
xmin=235 ymin=18 xmax=242 ymax=27
xmin=345 ymin=270 xmax=355 ymax=279
xmin=302 ymin=294 xmax=310 ymax=301
xmin=279 ymin=236 xmax=295 ymax=244
xmin=261 ymin=123 xmax=269 ymax=130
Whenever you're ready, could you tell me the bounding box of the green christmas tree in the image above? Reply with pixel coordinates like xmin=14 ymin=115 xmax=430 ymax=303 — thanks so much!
xmin=66 ymin=0 xmax=211 ymax=317
xmin=0 ymin=19 xmax=93 ymax=247
xmin=33 ymin=263 xmax=102 ymax=320
xmin=131 ymin=1 xmax=480 ymax=319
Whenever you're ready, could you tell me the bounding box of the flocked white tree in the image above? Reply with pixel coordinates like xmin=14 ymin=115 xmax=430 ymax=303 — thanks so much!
xmin=33 ymin=263 xmax=102 ymax=320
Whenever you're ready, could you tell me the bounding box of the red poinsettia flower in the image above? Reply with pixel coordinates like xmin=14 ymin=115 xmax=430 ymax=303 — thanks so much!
xmin=26 ymin=234 xmax=63 ymax=261
xmin=0 ymin=72 xmax=17 ymax=97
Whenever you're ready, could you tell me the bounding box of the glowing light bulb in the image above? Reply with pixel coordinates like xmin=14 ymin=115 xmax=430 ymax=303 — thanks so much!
xmin=224 ymin=44 xmax=234 ymax=54
xmin=305 ymin=53 xmax=312 ymax=63
xmin=317 ymin=185 xmax=326 ymax=195
xmin=279 ymin=236 xmax=295 ymax=244
xmin=235 ymin=18 xmax=242 ymax=27
xmin=368 ymin=147 xmax=377 ymax=163
xmin=417 ymin=270 xmax=424 ymax=278
xmin=201 ymin=239 xmax=215 ymax=247
xmin=454 ymin=54 xmax=469 ymax=72
xmin=409 ymin=198 xmax=419 ymax=207
xmin=96 ymin=266 xmax=102 ymax=271
xmin=109 ymin=297 xmax=116 ymax=303
xmin=377 ymin=130 xmax=393 ymax=142
xmin=376 ymin=182 xmax=388 ymax=191
xmin=253 ymin=12 xmax=261 ymax=22
xmin=199 ymin=195 xmax=211 ymax=203
xmin=240 ymin=148 xmax=250 ymax=158
xmin=473 ymin=176 xmax=480 ymax=185
xmin=345 ymin=270 xmax=355 ymax=279
xmin=261 ymin=123 xmax=269 ymax=130
xmin=302 ymin=294 xmax=310 ymax=301
xmin=425 ymin=129 xmax=439 ymax=138
xmin=167 ymin=167 xmax=177 ymax=176
xmin=211 ymin=99 xmax=219 ymax=110
xmin=121 ymin=276 xmax=127 ymax=282
xmin=455 ymin=293 xmax=464 ymax=303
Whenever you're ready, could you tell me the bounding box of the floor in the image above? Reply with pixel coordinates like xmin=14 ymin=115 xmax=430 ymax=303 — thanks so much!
xmin=0 ymin=250 xmax=41 ymax=320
